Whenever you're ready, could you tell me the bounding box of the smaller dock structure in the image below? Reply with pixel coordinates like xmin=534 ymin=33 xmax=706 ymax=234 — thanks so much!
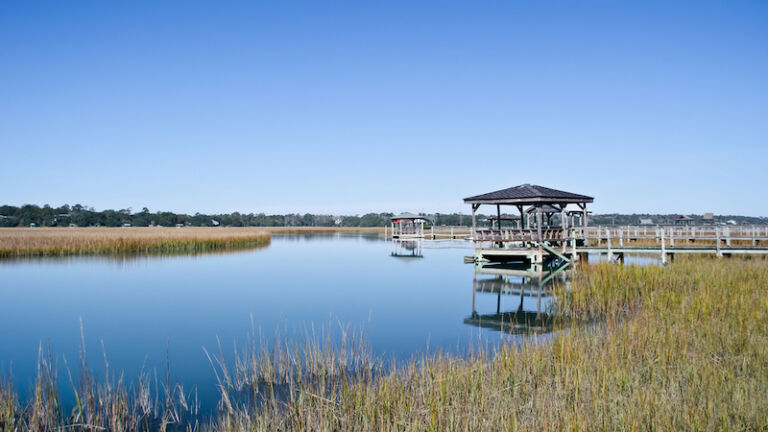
xmin=389 ymin=213 xmax=430 ymax=239
xmin=387 ymin=214 xmax=472 ymax=240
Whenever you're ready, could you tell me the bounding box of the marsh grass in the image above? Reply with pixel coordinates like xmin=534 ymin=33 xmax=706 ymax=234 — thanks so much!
xmin=2 ymin=257 xmax=767 ymax=431
xmin=210 ymin=256 xmax=768 ymax=431
xmin=0 ymin=325 xmax=198 ymax=432
xmin=0 ymin=228 xmax=271 ymax=259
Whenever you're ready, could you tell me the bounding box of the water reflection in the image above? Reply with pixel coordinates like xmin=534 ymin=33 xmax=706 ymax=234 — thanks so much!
xmin=465 ymin=261 xmax=570 ymax=335
xmin=390 ymin=239 xmax=424 ymax=259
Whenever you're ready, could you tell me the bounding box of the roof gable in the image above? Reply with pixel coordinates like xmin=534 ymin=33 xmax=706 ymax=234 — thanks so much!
xmin=464 ymin=184 xmax=593 ymax=205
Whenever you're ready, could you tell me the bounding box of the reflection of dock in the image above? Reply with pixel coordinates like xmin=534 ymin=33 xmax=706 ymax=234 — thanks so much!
xmin=390 ymin=239 xmax=424 ymax=259
xmin=464 ymin=262 xmax=569 ymax=335
xmin=464 ymin=311 xmax=553 ymax=334
xmin=473 ymin=278 xmax=553 ymax=296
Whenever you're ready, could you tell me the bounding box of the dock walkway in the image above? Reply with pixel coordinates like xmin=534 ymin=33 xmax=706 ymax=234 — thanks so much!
xmin=472 ymin=225 xmax=768 ymax=264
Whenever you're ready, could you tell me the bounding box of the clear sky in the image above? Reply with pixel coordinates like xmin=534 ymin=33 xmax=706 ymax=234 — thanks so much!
xmin=1 ymin=1 xmax=766 ymax=216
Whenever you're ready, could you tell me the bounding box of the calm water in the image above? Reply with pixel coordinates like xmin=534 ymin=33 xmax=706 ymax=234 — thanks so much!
xmin=1 ymin=233 xmax=564 ymax=407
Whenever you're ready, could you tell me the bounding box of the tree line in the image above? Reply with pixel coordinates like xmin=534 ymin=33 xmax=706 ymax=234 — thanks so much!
xmin=1 ymin=204 xmax=764 ymax=228
xmin=0 ymin=204 xmax=479 ymax=228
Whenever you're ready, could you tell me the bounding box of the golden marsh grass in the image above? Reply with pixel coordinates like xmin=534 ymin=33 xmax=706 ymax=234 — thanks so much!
xmin=209 ymin=257 xmax=768 ymax=431
xmin=0 ymin=227 xmax=271 ymax=258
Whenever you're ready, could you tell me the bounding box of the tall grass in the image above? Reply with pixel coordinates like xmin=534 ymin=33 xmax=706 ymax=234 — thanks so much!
xmin=1 ymin=257 xmax=766 ymax=430
xmin=0 ymin=228 xmax=271 ymax=258
xmin=0 ymin=327 xmax=198 ymax=432
xmin=211 ymin=257 xmax=768 ymax=431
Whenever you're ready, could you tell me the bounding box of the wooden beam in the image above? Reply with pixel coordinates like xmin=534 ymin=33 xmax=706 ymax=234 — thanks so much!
xmin=536 ymin=205 xmax=543 ymax=263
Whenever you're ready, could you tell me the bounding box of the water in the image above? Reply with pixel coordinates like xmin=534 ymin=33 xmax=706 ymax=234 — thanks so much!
xmin=0 ymin=233 xmax=564 ymax=409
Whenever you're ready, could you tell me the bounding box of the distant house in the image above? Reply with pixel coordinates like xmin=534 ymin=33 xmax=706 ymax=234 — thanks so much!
xmin=333 ymin=217 xmax=343 ymax=226
xmin=726 ymin=220 xmax=738 ymax=225
xmin=29 ymin=223 xmax=37 ymax=227
xmin=211 ymin=219 xmax=220 ymax=226
xmin=702 ymin=213 xmax=715 ymax=224
xmin=639 ymin=218 xmax=654 ymax=225
xmin=175 ymin=223 xmax=184 ymax=228
xmin=122 ymin=223 xmax=132 ymax=227
xmin=674 ymin=215 xmax=694 ymax=225
xmin=69 ymin=223 xmax=78 ymax=227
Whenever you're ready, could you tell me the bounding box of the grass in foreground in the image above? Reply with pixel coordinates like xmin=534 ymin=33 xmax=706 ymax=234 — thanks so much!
xmin=1 ymin=257 xmax=766 ymax=431
xmin=0 ymin=227 xmax=271 ymax=258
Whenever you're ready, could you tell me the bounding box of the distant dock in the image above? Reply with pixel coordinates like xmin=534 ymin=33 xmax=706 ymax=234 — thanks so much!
xmin=387 ymin=213 xmax=472 ymax=240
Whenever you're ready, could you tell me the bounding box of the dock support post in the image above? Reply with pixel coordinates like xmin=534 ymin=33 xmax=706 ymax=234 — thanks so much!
xmin=496 ymin=204 xmax=502 ymax=247
xmin=536 ymin=206 xmax=543 ymax=263
xmin=716 ymin=227 xmax=722 ymax=257
xmin=606 ymin=227 xmax=613 ymax=262
xmin=570 ymin=228 xmax=578 ymax=261
xmin=661 ymin=229 xmax=667 ymax=265
xmin=471 ymin=204 xmax=478 ymax=245
xmin=619 ymin=228 xmax=623 ymax=247
xmin=670 ymin=228 xmax=674 ymax=247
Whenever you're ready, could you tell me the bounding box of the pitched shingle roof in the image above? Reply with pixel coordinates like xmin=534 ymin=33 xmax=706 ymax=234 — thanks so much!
xmin=464 ymin=184 xmax=593 ymax=204
xmin=391 ymin=212 xmax=424 ymax=220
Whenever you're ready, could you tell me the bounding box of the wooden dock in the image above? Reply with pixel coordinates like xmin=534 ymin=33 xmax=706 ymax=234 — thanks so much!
xmin=471 ymin=225 xmax=768 ymax=264
xmin=387 ymin=225 xmax=472 ymax=240
xmin=459 ymin=183 xmax=768 ymax=265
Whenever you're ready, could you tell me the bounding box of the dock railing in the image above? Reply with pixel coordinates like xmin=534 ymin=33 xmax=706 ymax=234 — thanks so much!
xmin=469 ymin=224 xmax=768 ymax=264
xmin=574 ymin=225 xmax=768 ymax=245
xmin=469 ymin=225 xmax=768 ymax=251
xmin=472 ymin=228 xmax=566 ymax=243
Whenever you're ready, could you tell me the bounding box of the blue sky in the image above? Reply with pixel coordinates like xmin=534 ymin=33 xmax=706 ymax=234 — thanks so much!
xmin=1 ymin=1 xmax=766 ymax=215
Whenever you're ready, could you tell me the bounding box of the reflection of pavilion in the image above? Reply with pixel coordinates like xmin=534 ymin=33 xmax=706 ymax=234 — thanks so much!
xmin=390 ymin=239 xmax=424 ymax=259
xmin=464 ymin=262 xmax=569 ymax=335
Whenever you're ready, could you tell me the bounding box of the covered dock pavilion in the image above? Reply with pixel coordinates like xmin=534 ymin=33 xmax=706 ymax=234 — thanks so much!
xmin=390 ymin=212 xmax=431 ymax=239
xmin=464 ymin=184 xmax=594 ymax=263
